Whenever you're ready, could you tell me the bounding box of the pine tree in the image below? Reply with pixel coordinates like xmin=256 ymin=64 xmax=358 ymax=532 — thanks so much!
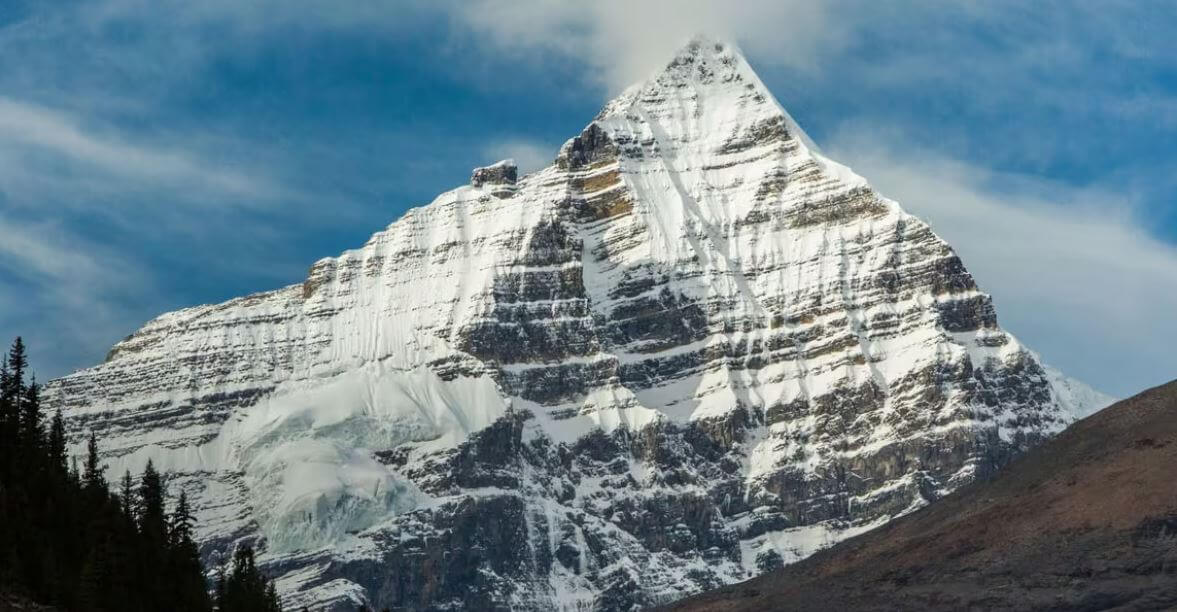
xmin=0 ymin=354 xmax=9 ymax=397
xmin=168 ymin=491 xmax=212 ymax=611
xmin=0 ymin=342 xmax=17 ymax=477
xmin=5 ymin=337 xmax=27 ymax=399
xmin=214 ymin=565 xmax=227 ymax=608
xmin=216 ymin=544 xmax=281 ymax=612
xmin=265 ymin=582 xmax=281 ymax=612
xmin=82 ymin=431 xmax=106 ymax=494
xmin=0 ymin=357 xmax=10 ymax=463
xmin=47 ymin=409 xmax=67 ymax=477
xmin=5 ymin=338 xmax=27 ymax=426
xmin=20 ymin=378 xmax=42 ymax=450
xmin=19 ymin=380 xmax=44 ymax=492
xmin=137 ymin=459 xmax=167 ymax=543
xmin=169 ymin=491 xmax=195 ymax=546
xmin=119 ymin=469 xmax=136 ymax=521
xmin=0 ymin=337 xmax=215 ymax=612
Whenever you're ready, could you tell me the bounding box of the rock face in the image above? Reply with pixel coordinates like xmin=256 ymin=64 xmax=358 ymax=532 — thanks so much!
xmin=47 ymin=38 xmax=1111 ymax=611
xmin=666 ymin=379 xmax=1177 ymax=612
xmin=470 ymin=159 xmax=518 ymax=188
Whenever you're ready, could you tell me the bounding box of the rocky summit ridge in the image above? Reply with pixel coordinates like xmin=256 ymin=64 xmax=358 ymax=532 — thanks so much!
xmin=47 ymin=37 xmax=1111 ymax=611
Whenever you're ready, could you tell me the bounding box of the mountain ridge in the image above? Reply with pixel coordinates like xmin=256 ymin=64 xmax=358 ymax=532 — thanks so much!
xmin=47 ymin=37 xmax=1111 ymax=610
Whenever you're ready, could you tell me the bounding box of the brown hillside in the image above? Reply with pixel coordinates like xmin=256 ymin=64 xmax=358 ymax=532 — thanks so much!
xmin=667 ymin=380 xmax=1177 ymax=611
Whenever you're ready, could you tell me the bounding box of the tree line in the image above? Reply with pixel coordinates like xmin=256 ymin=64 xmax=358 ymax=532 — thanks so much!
xmin=0 ymin=337 xmax=281 ymax=611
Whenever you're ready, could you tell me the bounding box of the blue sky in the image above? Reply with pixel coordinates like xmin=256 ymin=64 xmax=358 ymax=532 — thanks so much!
xmin=1 ymin=0 xmax=1174 ymax=396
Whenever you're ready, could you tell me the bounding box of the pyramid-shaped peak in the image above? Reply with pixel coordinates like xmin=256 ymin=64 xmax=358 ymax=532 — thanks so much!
xmin=593 ymin=34 xmax=831 ymax=163
xmin=596 ymin=36 xmax=763 ymax=119
xmin=651 ymin=35 xmax=754 ymax=87
xmin=571 ymin=33 xmax=871 ymax=197
xmin=671 ymin=35 xmax=741 ymax=60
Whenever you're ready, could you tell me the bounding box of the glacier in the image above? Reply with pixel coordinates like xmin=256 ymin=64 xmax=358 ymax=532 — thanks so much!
xmin=47 ymin=37 xmax=1112 ymax=610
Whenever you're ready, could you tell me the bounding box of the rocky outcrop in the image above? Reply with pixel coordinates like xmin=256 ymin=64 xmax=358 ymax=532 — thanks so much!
xmin=46 ymin=37 xmax=1110 ymax=611
xmin=471 ymin=160 xmax=518 ymax=199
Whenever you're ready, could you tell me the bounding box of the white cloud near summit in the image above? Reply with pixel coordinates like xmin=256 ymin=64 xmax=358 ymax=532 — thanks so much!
xmin=482 ymin=139 xmax=555 ymax=175
xmin=440 ymin=0 xmax=842 ymax=91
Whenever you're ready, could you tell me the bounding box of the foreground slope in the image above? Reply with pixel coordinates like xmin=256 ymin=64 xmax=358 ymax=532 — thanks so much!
xmin=47 ymin=38 xmax=1109 ymax=610
xmin=669 ymin=379 xmax=1177 ymax=611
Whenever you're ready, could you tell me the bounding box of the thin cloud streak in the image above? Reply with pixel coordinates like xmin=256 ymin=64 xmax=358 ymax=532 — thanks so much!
xmin=0 ymin=215 xmax=150 ymax=379
xmin=438 ymin=0 xmax=842 ymax=92
xmin=482 ymin=139 xmax=555 ymax=175
xmin=0 ymin=97 xmax=280 ymax=202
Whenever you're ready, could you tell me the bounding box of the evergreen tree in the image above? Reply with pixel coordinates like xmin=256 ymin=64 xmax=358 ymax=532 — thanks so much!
xmin=216 ymin=545 xmax=281 ymax=612
xmin=168 ymin=492 xmax=212 ymax=611
xmin=82 ymin=431 xmax=106 ymax=494
xmin=48 ymin=410 xmax=67 ymax=476
xmin=214 ymin=566 xmax=227 ymax=608
xmin=137 ymin=459 xmax=167 ymax=543
xmin=0 ymin=341 xmax=19 ymax=477
xmin=5 ymin=337 xmax=27 ymax=400
xmin=5 ymin=338 xmax=27 ymax=441
xmin=170 ymin=491 xmax=195 ymax=546
xmin=20 ymin=377 xmax=41 ymax=445
xmin=119 ymin=469 xmax=136 ymax=521
xmin=0 ymin=354 xmax=9 ymax=397
xmin=0 ymin=357 xmax=10 ymax=455
xmin=19 ymin=380 xmax=43 ymax=487
xmin=0 ymin=337 xmax=216 ymax=612
xmin=133 ymin=459 xmax=169 ymax=608
xmin=265 ymin=582 xmax=281 ymax=612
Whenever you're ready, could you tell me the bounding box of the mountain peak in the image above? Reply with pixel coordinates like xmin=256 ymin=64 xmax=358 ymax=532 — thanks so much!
xmin=586 ymin=34 xmax=858 ymax=190
xmin=48 ymin=31 xmax=1112 ymax=611
xmin=597 ymin=35 xmax=758 ymax=118
xmin=669 ymin=34 xmax=740 ymax=63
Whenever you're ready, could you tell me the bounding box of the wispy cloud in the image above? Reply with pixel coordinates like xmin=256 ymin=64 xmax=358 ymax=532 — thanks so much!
xmin=0 ymin=97 xmax=277 ymax=202
xmin=0 ymin=93 xmax=304 ymax=376
xmin=435 ymin=0 xmax=841 ymax=91
xmin=0 ymin=214 xmax=150 ymax=379
xmin=482 ymin=139 xmax=555 ymax=175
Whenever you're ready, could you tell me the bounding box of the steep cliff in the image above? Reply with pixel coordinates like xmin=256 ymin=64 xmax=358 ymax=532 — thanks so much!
xmin=47 ymin=38 xmax=1110 ymax=611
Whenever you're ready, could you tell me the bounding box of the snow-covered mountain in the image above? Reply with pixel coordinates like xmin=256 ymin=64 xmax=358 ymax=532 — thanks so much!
xmin=47 ymin=38 xmax=1112 ymax=611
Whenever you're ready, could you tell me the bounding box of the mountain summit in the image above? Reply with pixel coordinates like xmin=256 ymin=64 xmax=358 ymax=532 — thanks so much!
xmin=48 ymin=38 xmax=1111 ymax=610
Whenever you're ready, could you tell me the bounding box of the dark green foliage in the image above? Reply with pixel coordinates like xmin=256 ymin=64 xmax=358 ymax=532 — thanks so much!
xmin=82 ymin=431 xmax=106 ymax=494
xmin=137 ymin=459 xmax=167 ymax=544
xmin=19 ymin=378 xmax=42 ymax=454
xmin=0 ymin=337 xmax=260 ymax=611
xmin=119 ymin=469 xmax=136 ymax=521
xmin=169 ymin=492 xmax=212 ymax=611
xmin=215 ymin=545 xmax=282 ymax=612
xmin=48 ymin=410 xmax=67 ymax=475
